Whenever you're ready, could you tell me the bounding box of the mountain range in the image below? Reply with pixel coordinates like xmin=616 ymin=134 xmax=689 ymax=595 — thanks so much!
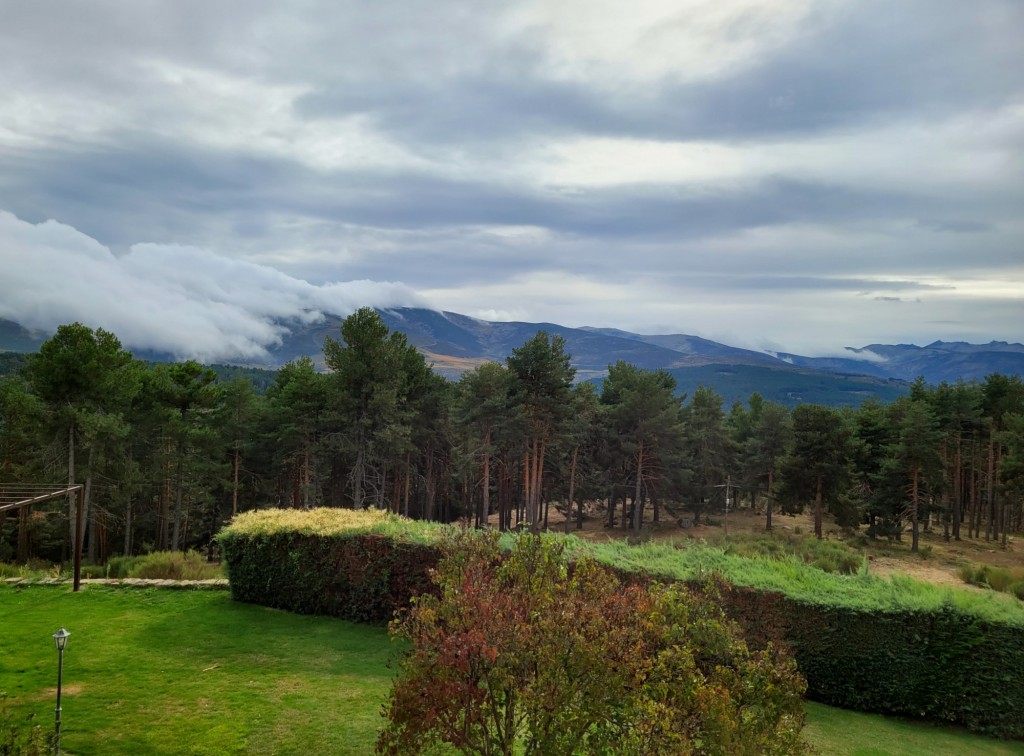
xmin=3 ymin=309 xmax=1022 ymax=408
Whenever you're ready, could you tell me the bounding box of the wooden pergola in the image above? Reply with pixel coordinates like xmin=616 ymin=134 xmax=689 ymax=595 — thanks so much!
xmin=0 ymin=483 xmax=84 ymax=591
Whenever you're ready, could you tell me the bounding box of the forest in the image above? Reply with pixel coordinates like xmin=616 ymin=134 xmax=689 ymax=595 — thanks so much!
xmin=2 ymin=307 xmax=1023 ymax=565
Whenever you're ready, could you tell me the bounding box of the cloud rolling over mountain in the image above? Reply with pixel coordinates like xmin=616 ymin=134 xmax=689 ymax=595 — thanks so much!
xmin=0 ymin=211 xmax=420 ymax=361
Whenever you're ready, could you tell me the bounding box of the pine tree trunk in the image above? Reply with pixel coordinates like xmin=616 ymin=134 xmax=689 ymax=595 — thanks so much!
xmin=498 ymin=457 xmax=509 ymax=531
xmin=969 ymin=458 xmax=980 ymax=539
xmin=403 ymin=454 xmax=411 ymax=518
xmin=232 ymin=448 xmax=240 ymax=516
xmin=970 ymin=442 xmax=978 ymax=536
xmin=986 ymin=428 xmax=995 ymax=541
xmin=564 ymin=446 xmax=578 ymax=534
xmin=814 ymin=475 xmax=823 ymax=540
xmin=159 ymin=445 xmax=170 ymax=549
xmin=353 ymin=444 xmax=365 ymax=509
xmin=632 ymin=444 xmax=644 ymax=532
xmin=17 ymin=506 xmax=29 ymax=562
xmin=67 ymin=421 xmax=76 ymax=555
xmin=85 ymin=464 xmax=96 ymax=562
xmin=911 ymin=465 xmax=920 ymax=553
xmin=766 ymin=468 xmax=774 ymax=531
xmin=172 ymin=454 xmax=184 ymax=551
xmin=998 ymin=445 xmax=1007 ymax=548
xmin=952 ymin=439 xmax=962 ymax=541
xmin=521 ymin=449 xmax=530 ymax=529
xmin=481 ymin=428 xmax=491 ymax=529
xmin=532 ymin=436 xmax=546 ymax=533
xmin=425 ymin=444 xmax=436 ymax=521
xmin=303 ymin=443 xmax=311 ymax=509
xmin=123 ymin=497 xmax=133 ymax=556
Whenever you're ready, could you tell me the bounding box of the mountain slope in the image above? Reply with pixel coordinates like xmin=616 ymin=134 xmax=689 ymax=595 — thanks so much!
xmin=0 ymin=319 xmax=46 ymax=353
xmin=371 ymin=309 xmax=908 ymax=407
xmin=580 ymin=326 xmax=781 ymax=367
xmin=373 ymin=309 xmax=735 ymax=381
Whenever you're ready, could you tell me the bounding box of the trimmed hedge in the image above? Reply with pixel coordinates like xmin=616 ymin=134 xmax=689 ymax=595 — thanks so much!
xmin=716 ymin=585 xmax=1024 ymax=739
xmin=217 ymin=510 xmax=1024 ymax=739
xmin=217 ymin=509 xmax=439 ymax=623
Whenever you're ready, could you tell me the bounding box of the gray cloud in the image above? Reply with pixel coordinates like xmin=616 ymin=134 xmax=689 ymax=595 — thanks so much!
xmin=918 ymin=219 xmax=993 ymax=234
xmin=293 ymin=0 xmax=1024 ymax=146
xmin=0 ymin=0 xmax=1020 ymax=355
xmin=0 ymin=130 xmax=954 ymax=246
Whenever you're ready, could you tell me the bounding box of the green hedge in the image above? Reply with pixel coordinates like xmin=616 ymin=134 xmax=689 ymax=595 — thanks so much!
xmin=715 ymin=585 xmax=1024 ymax=739
xmin=217 ymin=510 xmax=1024 ymax=739
xmin=218 ymin=524 xmax=438 ymax=623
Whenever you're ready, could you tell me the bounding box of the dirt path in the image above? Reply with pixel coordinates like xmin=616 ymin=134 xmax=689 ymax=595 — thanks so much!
xmin=864 ymin=557 xmax=968 ymax=588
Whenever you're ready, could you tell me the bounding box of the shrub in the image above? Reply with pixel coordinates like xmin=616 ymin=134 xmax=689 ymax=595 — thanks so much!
xmin=103 ymin=555 xmax=142 ymax=578
xmin=958 ymin=563 xmax=978 ymax=584
xmin=1 ymin=695 xmax=54 ymax=756
xmin=1008 ymin=581 xmax=1024 ymax=601
xmin=79 ymin=563 xmax=106 ymax=579
xmin=378 ymin=531 xmax=808 ymax=755
xmin=0 ymin=563 xmax=25 ymax=579
xmin=983 ymin=566 xmax=1014 ymax=593
xmin=958 ymin=563 xmax=1024 ymax=597
xmin=130 ymin=551 xmax=223 ymax=581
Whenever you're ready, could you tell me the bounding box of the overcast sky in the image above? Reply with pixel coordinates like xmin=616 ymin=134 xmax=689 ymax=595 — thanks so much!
xmin=1 ymin=0 xmax=1021 ymax=361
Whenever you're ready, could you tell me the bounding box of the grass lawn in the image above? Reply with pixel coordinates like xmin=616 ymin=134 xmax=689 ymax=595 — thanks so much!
xmin=803 ymin=702 xmax=1024 ymax=756
xmin=0 ymin=585 xmax=398 ymax=755
xmin=2 ymin=584 xmax=1023 ymax=755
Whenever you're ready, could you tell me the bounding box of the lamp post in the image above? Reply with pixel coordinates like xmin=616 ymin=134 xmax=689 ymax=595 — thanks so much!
xmin=52 ymin=628 xmax=69 ymax=755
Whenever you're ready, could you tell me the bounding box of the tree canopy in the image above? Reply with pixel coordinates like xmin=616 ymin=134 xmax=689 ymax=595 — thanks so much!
xmin=3 ymin=316 xmax=1024 ymax=563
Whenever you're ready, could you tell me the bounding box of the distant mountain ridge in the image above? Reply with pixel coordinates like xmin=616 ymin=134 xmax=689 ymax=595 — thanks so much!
xmin=2 ymin=311 xmax=1021 ymax=408
xmin=773 ymin=341 xmax=1024 ymax=384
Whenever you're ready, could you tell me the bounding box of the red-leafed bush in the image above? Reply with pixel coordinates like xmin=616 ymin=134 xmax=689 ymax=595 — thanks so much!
xmin=377 ymin=530 xmax=808 ymax=755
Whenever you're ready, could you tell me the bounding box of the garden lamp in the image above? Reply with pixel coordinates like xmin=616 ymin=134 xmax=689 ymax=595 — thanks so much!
xmin=53 ymin=627 xmax=69 ymax=754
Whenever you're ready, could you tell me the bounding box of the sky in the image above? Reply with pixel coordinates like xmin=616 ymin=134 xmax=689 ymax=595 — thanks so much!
xmin=1 ymin=0 xmax=1022 ymax=362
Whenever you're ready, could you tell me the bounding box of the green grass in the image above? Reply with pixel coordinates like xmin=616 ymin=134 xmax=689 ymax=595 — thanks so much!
xmin=0 ymin=584 xmax=399 ymax=755
xmin=803 ymin=702 xmax=1024 ymax=755
xmin=697 ymin=531 xmax=866 ymax=575
xmin=2 ymin=585 xmax=1022 ymax=754
xmin=566 ymin=536 xmax=1024 ymax=626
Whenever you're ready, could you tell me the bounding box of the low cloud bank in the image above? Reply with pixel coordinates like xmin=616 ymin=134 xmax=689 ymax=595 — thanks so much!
xmin=0 ymin=211 xmax=421 ymax=361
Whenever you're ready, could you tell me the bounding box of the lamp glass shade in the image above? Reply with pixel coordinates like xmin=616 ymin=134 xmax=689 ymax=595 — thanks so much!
xmin=53 ymin=627 xmax=70 ymax=651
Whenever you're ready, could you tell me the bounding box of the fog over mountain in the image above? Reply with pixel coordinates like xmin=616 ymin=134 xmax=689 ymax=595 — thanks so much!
xmin=0 ymin=211 xmax=421 ymax=362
